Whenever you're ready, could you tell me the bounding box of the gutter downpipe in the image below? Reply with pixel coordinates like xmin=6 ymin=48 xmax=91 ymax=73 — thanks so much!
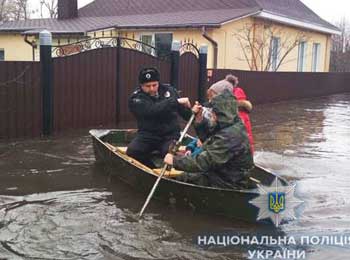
xmin=24 ymin=35 xmax=37 ymax=61
xmin=201 ymin=26 xmax=218 ymax=69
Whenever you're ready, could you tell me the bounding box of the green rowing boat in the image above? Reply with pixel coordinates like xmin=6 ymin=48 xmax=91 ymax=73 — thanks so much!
xmin=90 ymin=129 xmax=288 ymax=223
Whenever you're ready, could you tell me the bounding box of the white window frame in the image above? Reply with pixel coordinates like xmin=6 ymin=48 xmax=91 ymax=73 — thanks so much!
xmin=312 ymin=43 xmax=321 ymax=72
xmin=270 ymin=37 xmax=281 ymax=71
xmin=139 ymin=33 xmax=155 ymax=55
xmin=297 ymin=41 xmax=307 ymax=72
xmin=139 ymin=33 xmax=155 ymax=45
xmin=138 ymin=32 xmax=173 ymax=56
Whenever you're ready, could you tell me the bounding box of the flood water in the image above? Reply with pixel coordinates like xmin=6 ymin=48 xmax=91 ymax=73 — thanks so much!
xmin=0 ymin=93 xmax=350 ymax=259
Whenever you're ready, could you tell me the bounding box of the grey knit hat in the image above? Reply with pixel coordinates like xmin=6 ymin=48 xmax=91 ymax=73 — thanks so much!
xmin=209 ymin=79 xmax=233 ymax=95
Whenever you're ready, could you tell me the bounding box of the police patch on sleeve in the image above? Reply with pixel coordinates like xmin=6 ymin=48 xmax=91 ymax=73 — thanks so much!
xmin=164 ymin=91 xmax=171 ymax=98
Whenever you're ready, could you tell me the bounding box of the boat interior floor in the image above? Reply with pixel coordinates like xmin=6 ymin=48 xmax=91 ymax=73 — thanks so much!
xmin=103 ymin=142 xmax=269 ymax=189
xmin=104 ymin=143 xmax=184 ymax=178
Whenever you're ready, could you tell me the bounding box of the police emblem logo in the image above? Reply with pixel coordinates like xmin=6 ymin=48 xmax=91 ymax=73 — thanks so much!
xmin=269 ymin=192 xmax=285 ymax=214
xmin=249 ymin=177 xmax=303 ymax=227
xmin=146 ymin=73 xmax=151 ymax=79
xmin=164 ymin=91 xmax=171 ymax=98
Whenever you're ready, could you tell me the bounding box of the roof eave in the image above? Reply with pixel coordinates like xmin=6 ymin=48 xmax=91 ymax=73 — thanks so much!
xmin=21 ymin=31 xmax=86 ymax=36
xmin=86 ymin=24 xmax=220 ymax=33
xmin=0 ymin=29 xmax=28 ymax=33
xmin=0 ymin=28 xmax=85 ymax=35
xmin=118 ymin=24 xmax=220 ymax=30
xmin=220 ymin=9 xmax=262 ymax=25
xmin=255 ymin=11 xmax=341 ymax=35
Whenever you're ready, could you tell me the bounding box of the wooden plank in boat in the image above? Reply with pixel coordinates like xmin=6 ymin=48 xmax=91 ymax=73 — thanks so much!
xmin=104 ymin=143 xmax=183 ymax=177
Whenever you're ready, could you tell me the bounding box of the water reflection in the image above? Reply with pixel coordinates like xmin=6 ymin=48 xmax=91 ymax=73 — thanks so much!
xmin=252 ymin=94 xmax=350 ymax=238
xmin=0 ymin=184 xmax=244 ymax=259
xmin=0 ymin=93 xmax=350 ymax=259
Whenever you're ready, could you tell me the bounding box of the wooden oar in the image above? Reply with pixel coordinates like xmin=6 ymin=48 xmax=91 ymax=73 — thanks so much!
xmin=139 ymin=113 xmax=195 ymax=218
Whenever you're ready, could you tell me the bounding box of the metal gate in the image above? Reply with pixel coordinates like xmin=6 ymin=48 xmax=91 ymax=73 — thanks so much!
xmin=179 ymin=42 xmax=201 ymax=102
xmin=51 ymin=36 xmax=173 ymax=131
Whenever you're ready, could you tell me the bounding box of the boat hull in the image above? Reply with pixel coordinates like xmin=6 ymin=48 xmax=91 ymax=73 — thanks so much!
xmin=90 ymin=129 xmax=285 ymax=223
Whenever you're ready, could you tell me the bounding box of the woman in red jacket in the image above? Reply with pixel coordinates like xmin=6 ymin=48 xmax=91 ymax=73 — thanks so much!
xmin=225 ymin=74 xmax=254 ymax=154
xmin=207 ymin=75 xmax=254 ymax=155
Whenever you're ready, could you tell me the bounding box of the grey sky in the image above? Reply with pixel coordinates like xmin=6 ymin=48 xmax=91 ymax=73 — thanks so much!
xmin=300 ymin=0 xmax=350 ymax=24
xmin=30 ymin=0 xmax=349 ymax=25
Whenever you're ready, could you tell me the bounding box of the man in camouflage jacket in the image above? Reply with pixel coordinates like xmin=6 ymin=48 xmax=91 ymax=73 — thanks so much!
xmin=164 ymin=89 xmax=254 ymax=189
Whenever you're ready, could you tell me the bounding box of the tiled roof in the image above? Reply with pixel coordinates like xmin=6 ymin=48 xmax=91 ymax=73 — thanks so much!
xmin=78 ymin=0 xmax=338 ymax=31
xmin=99 ymin=8 xmax=261 ymax=29
xmin=0 ymin=0 xmax=339 ymax=34
xmin=0 ymin=16 xmax=114 ymax=34
xmin=0 ymin=8 xmax=261 ymax=33
xmin=78 ymin=0 xmax=259 ymax=17
xmin=255 ymin=0 xmax=339 ymax=31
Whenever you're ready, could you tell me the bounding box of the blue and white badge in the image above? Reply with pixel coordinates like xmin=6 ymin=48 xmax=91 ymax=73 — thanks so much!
xmin=249 ymin=177 xmax=303 ymax=227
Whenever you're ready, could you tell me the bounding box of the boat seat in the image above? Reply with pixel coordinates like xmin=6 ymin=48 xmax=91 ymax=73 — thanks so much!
xmin=117 ymin=146 xmax=128 ymax=153
xmin=115 ymin=146 xmax=187 ymax=154
xmin=153 ymin=168 xmax=184 ymax=177
xmin=105 ymin=144 xmax=183 ymax=178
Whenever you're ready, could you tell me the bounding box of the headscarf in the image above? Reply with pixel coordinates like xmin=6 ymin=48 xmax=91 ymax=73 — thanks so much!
xmin=208 ymin=79 xmax=233 ymax=95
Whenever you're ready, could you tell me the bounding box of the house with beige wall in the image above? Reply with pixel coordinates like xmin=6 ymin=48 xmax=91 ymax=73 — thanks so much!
xmin=0 ymin=0 xmax=340 ymax=72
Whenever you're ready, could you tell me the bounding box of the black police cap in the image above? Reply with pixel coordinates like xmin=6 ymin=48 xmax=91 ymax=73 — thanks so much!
xmin=139 ymin=68 xmax=160 ymax=84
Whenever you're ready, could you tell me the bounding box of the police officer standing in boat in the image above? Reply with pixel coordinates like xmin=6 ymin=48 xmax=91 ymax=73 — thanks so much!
xmin=126 ymin=67 xmax=192 ymax=168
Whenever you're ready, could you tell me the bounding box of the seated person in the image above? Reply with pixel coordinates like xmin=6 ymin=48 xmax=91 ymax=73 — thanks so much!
xmin=226 ymin=74 xmax=254 ymax=154
xmin=126 ymin=67 xmax=192 ymax=168
xmin=164 ymin=90 xmax=254 ymax=189
xmin=208 ymin=75 xmax=254 ymax=154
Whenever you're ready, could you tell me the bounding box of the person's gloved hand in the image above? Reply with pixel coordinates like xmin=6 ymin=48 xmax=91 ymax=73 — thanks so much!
xmin=164 ymin=153 xmax=174 ymax=165
xmin=177 ymin=97 xmax=191 ymax=108
xmin=185 ymin=150 xmax=192 ymax=156
xmin=192 ymin=101 xmax=203 ymax=114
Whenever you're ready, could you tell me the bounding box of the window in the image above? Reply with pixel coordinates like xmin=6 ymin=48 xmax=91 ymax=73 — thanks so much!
xmin=140 ymin=34 xmax=154 ymax=55
xmin=0 ymin=49 xmax=4 ymax=61
xmin=270 ymin=37 xmax=280 ymax=71
xmin=297 ymin=41 xmax=307 ymax=72
xmin=312 ymin=43 xmax=321 ymax=72
xmin=139 ymin=33 xmax=173 ymax=56
xmin=155 ymin=33 xmax=173 ymax=57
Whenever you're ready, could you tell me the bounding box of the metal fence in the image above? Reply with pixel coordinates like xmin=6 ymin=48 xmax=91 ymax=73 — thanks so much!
xmin=0 ymin=61 xmax=41 ymax=140
xmin=208 ymin=69 xmax=350 ymax=104
xmin=2 ymin=39 xmax=350 ymax=141
xmin=0 ymin=37 xmax=204 ymax=140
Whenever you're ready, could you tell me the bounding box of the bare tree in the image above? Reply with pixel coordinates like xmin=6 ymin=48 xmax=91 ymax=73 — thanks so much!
xmin=0 ymin=0 xmax=12 ymax=22
xmin=15 ymin=0 xmax=30 ymax=20
xmin=332 ymin=17 xmax=350 ymax=53
xmin=233 ymin=21 xmax=309 ymax=71
xmin=40 ymin=0 xmax=57 ymax=18
xmin=0 ymin=0 xmax=30 ymax=21
xmin=330 ymin=17 xmax=350 ymax=72
xmin=0 ymin=0 xmax=6 ymax=21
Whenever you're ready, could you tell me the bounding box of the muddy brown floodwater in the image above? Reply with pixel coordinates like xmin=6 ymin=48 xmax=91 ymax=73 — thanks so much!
xmin=0 ymin=93 xmax=350 ymax=260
